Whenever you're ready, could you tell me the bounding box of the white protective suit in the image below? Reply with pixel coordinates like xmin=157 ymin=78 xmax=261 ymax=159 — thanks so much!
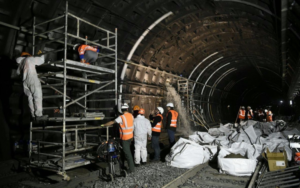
xmin=133 ymin=115 xmax=152 ymax=164
xmin=16 ymin=55 xmax=45 ymax=117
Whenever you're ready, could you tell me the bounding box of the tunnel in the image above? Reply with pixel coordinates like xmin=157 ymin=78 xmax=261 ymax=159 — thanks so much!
xmin=0 ymin=0 xmax=300 ymax=187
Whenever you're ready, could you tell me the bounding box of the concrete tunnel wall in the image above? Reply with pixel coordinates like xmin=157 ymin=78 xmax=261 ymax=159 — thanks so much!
xmin=0 ymin=0 xmax=300 ymax=160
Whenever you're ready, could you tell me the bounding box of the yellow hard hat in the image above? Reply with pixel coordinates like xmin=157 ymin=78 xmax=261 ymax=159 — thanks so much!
xmin=21 ymin=52 xmax=32 ymax=57
xmin=133 ymin=105 xmax=140 ymax=111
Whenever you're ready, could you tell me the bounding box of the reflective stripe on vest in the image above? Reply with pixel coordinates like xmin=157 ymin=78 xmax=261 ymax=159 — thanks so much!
xmin=266 ymin=111 xmax=273 ymax=122
xmin=239 ymin=110 xmax=245 ymax=119
xmin=152 ymin=114 xmax=163 ymax=132
xmin=247 ymin=110 xmax=253 ymax=119
xmin=167 ymin=110 xmax=178 ymax=127
xmin=119 ymin=113 xmax=134 ymax=140
xmin=78 ymin=45 xmax=98 ymax=55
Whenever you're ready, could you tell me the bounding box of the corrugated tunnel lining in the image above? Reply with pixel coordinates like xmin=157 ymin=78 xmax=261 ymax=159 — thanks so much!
xmin=1 ymin=0 xmax=299 ymax=121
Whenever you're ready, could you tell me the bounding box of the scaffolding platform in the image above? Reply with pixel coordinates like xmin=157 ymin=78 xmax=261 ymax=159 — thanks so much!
xmin=47 ymin=116 xmax=105 ymax=122
xmin=28 ymin=1 xmax=118 ymax=180
xmin=49 ymin=59 xmax=115 ymax=74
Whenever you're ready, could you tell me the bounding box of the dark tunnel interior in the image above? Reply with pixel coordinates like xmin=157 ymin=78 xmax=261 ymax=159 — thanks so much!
xmin=0 ymin=0 xmax=299 ymax=161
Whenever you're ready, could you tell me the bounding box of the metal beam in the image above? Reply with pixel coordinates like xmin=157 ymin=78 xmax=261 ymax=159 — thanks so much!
xmin=281 ymin=0 xmax=288 ymax=87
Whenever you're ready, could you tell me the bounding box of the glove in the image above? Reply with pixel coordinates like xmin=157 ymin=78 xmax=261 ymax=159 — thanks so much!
xmin=101 ymin=124 xmax=105 ymax=127
xmin=37 ymin=50 xmax=42 ymax=55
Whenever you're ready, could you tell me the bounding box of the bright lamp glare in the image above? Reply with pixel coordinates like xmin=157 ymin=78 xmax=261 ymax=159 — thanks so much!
xmin=290 ymin=100 xmax=292 ymax=105
xmin=280 ymin=100 xmax=283 ymax=103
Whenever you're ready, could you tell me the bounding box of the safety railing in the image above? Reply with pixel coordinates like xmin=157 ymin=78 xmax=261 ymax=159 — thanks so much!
xmin=29 ymin=1 xmax=118 ymax=178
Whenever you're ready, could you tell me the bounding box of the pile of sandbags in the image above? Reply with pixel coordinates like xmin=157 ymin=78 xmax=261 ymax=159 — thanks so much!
xmin=166 ymin=120 xmax=296 ymax=176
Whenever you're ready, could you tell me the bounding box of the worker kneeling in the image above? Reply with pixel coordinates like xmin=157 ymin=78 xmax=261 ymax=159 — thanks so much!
xmin=133 ymin=108 xmax=152 ymax=167
xmin=74 ymin=44 xmax=100 ymax=65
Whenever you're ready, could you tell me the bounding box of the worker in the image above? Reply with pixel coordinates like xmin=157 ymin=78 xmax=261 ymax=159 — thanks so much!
xmin=253 ymin=108 xmax=258 ymax=120
xmin=166 ymin=103 xmax=178 ymax=148
xmin=258 ymin=108 xmax=265 ymax=122
xmin=73 ymin=44 xmax=100 ymax=65
xmin=133 ymin=108 xmax=151 ymax=166
xmin=238 ymin=106 xmax=246 ymax=123
xmin=16 ymin=52 xmax=48 ymax=121
xmin=247 ymin=106 xmax=253 ymax=120
xmin=132 ymin=105 xmax=140 ymax=118
xmin=101 ymin=103 xmax=135 ymax=173
xmin=149 ymin=107 xmax=164 ymax=162
xmin=266 ymin=108 xmax=273 ymax=122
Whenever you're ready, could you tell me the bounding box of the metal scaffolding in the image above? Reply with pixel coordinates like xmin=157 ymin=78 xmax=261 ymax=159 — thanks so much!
xmin=177 ymin=79 xmax=193 ymax=113
xmin=28 ymin=1 xmax=117 ymax=180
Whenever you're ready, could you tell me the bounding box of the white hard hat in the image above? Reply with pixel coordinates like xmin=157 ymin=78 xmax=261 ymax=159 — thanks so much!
xmin=121 ymin=103 xmax=129 ymax=109
xmin=157 ymin=107 xmax=164 ymax=114
xmin=166 ymin=103 xmax=174 ymax=107
xmin=264 ymin=109 xmax=268 ymax=112
xmin=73 ymin=43 xmax=80 ymax=50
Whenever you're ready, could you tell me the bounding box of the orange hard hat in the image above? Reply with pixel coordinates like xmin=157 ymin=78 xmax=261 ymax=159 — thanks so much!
xmin=133 ymin=105 xmax=140 ymax=111
xmin=138 ymin=108 xmax=145 ymax=115
xmin=21 ymin=52 xmax=32 ymax=57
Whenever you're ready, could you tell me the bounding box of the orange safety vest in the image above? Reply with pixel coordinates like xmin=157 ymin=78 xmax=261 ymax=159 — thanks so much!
xmin=239 ymin=109 xmax=245 ymax=119
xmin=258 ymin=110 xmax=264 ymax=116
xmin=247 ymin=110 xmax=253 ymax=119
xmin=152 ymin=114 xmax=163 ymax=132
xmin=119 ymin=112 xmax=134 ymax=140
xmin=167 ymin=110 xmax=178 ymax=127
xmin=78 ymin=44 xmax=98 ymax=55
xmin=266 ymin=111 xmax=273 ymax=122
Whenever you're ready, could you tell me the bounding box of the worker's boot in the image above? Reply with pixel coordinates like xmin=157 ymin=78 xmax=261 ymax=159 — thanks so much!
xmin=35 ymin=115 xmax=49 ymax=121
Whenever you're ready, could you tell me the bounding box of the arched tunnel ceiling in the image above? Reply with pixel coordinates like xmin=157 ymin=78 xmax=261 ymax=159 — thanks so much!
xmin=1 ymin=0 xmax=300 ymax=105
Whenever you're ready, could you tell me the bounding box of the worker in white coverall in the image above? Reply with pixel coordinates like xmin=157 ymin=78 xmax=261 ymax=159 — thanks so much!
xmin=133 ymin=108 xmax=152 ymax=167
xmin=16 ymin=52 xmax=48 ymax=121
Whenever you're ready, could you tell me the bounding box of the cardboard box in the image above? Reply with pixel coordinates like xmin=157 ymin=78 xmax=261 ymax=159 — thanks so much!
xmin=263 ymin=148 xmax=288 ymax=172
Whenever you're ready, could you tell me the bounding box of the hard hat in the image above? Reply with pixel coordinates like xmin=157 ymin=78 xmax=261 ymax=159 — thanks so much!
xmin=121 ymin=103 xmax=129 ymax=109
xmin=241 ymin=106 xmax=245 ymax=109
xmin=247 ymin=106 xmax=251 ymax=108
xmin=133 ymin=105 xmax=140 ymax=111
xmin=265 ymin=109 xmax=268 ymax=112
xmin=157 ymin=107 xmax=164 ymax=114
xmin=21 ymin=52 xmax=31 ymax=57
xmin=73 ymin=43 xmax=80 ymax=51
xmin=166 ymin=103 xmax=174 ymax=107
xmin=138 ymin=108 xmax=145 ymax=115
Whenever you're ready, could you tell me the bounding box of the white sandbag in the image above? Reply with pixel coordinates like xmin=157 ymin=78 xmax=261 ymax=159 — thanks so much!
xmin=230 ymin=142 xmax=263 ymax=160
xmin=218 ymin=146 xmax=257 ymax=176
xmin=189 ymin=132 xmax=230 ymax=147
xmin=260 ymin=137 xmax=292 ymax=161
xmin=245 ymin=120 xmax=259 ymax=127
xmin=165 ymin=138 xmax=217 ymax=169
xmin=282 ymin=128 xmax=300 ymax=139
xmin=232 ymin=125 xmax=258 ymax=144
xmin=208 ymin=124 xmax=232 ymax=136
xmin=189 ymin=132 xmax=215 ymax=144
